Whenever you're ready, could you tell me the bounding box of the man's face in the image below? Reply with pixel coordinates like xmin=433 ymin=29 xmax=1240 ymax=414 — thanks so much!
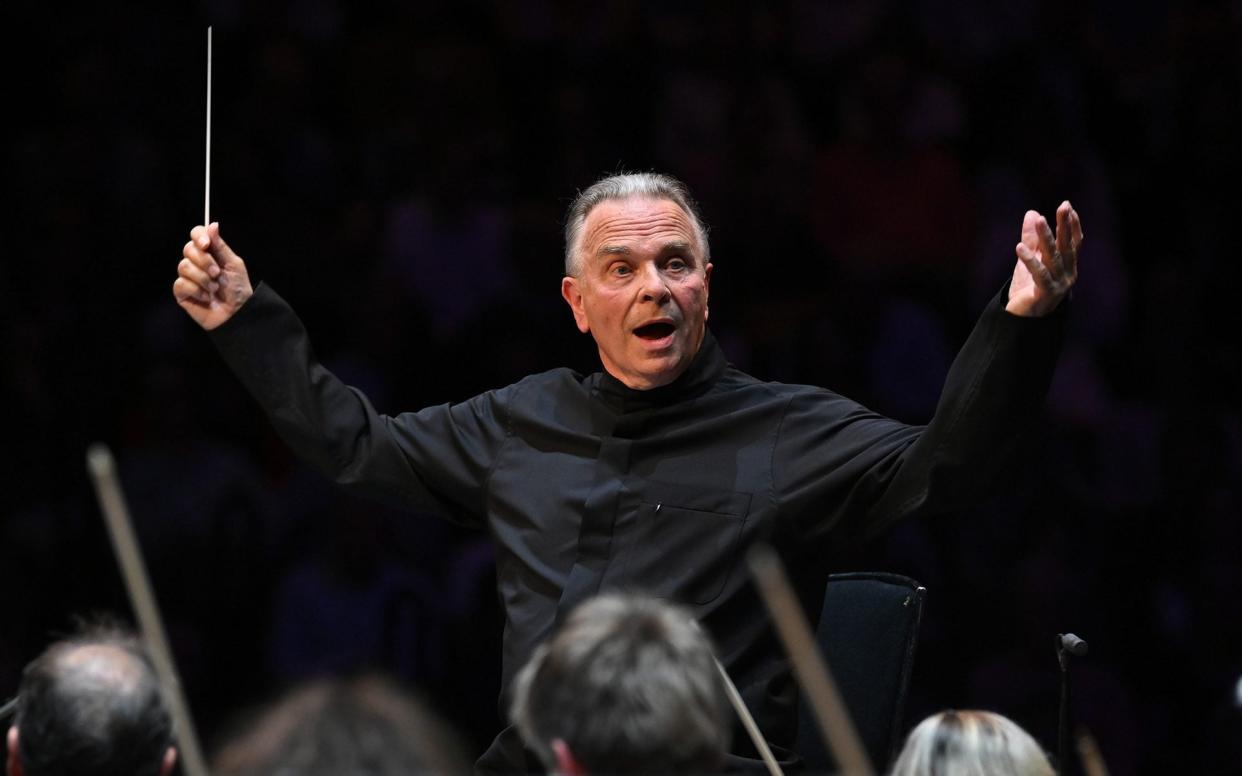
xmin=562 ymin=197 xmax=712 ymax=390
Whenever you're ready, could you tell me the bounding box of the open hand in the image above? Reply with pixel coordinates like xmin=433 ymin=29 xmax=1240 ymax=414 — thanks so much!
xmin=1006 ymin=201 xmax=1082 ymax=317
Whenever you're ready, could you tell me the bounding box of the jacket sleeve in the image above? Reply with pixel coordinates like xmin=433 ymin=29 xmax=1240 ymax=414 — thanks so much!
xmin=773 ymin=283 xmax=1065 ymax=544
xmin=208 ymin=283 xmax=505 ymax=528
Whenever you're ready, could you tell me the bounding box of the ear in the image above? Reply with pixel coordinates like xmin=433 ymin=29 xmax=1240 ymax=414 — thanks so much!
xmin=159 ymin=747 xmax=177 ymax=776
xmin=551 ymin=738 xmax=587 ymax=776
xmin=7 ymin=727 xmax=21 ymax=776
xmin=561 ymin=276 xmax=590 ymax=334
xmin=703 ymin=262 xmax=713 ymax=321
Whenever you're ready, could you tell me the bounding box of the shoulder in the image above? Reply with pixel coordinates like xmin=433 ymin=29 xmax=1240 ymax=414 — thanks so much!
xmin=714 ymin=366 xmax=882 ymax=425
xmin=715 ymin=366 xmax=839 ymax=402
xmin=697 ymin=366 xmax=849 ymax=421
xmin=503 ymin=367 xmax=587 ymax=395
xmin=480 ymin=367 xmax=589 ymax=409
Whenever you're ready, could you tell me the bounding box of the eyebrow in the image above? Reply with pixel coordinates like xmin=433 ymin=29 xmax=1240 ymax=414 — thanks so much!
xmin=595 ymin=241 xmax=695 ymax=258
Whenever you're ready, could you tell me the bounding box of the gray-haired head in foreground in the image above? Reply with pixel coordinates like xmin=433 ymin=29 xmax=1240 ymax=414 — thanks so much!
xmin=13 ymin=623 xmax=175 ymax=776
xmin=564 ymin=172 xmax=711 ymax=276
xmin=889 ymin=709 xmax=1054 ymax=776
xmin=509 ymin=593 xmax=731 ymax=775
xmin=211 ymin=674 xmax=470 ymax=776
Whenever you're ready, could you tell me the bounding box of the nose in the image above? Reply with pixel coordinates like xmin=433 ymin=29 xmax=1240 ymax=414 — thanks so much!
xmin=638 ymin=263 xmax=672 ymax=304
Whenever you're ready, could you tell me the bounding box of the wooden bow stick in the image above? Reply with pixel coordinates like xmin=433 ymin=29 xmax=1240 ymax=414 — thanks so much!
xmin=747 ymin=545 xmax=874 ymax=776
xmin=713 ymin=656 xmax=786 ymax=776
xmin=86 ymin=444 xmax=210 ymax=776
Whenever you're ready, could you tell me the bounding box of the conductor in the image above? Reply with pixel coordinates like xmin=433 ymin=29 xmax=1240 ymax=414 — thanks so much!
xmin=174 ymin=172 xmax=1081 ymax=772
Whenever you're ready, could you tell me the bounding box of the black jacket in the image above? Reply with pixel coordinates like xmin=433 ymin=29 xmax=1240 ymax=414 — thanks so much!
xmin=211 ymin=282 xmax=1063 ymax=772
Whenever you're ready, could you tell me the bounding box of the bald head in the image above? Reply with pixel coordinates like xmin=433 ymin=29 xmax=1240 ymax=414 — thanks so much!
xmin=9 ymin=627 xmax=175 ymax=776
xmin=54 ymin=642 xmax=148 ymax=694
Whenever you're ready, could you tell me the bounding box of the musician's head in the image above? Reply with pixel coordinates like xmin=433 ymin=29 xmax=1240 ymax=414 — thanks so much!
xmin=6 ymin=624 xmax=177 ymax=776
xmin=889 ymin=709 xmax=1053 ymax=776
xmin=509 ymin=592 xmax=730 ymax=776
xmin=561 ymin=173 xmax=714 ymax=390
xmin=210 ymin=673 xmax=470 ymax=776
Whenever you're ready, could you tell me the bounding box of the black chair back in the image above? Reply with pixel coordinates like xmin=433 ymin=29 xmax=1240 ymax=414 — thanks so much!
xmin=795 ymin=572 xmax=925 ymax=773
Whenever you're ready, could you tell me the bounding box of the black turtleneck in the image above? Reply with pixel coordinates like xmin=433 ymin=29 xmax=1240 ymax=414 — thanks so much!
xmin=588 ymin=328 xmax=728 ymax=414
xmin=211 ymin=281 xmax=1063 ymax=773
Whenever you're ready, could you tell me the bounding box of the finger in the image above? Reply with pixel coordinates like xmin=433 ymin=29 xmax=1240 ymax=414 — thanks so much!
xmin=173 ymin=276 xmax=211 ymax=305
xmin=1065 ymin=208 xmax=1083 ymax=276
xmin=1016 ymin=242 xmax=1054 ymax=289
xmin=207 ymin=222 xmax=243 ymax=269
xmin=178 ymin=258 xmax=218 ymax=294
xmin=1021 ymin=210 xmax=1042 ymax=251
xmin=182 ymin=240 xmax=221 ymax=278
xmin=1069 ymin=208 xmax=1084 ymax=251
xmin=190 ymin=224 xmax=211 ymax=251
xmin=1056 ymin=201 xmax=1072 ymax=258
xmin=1035 ymin=215 xmax=1064 ymax=276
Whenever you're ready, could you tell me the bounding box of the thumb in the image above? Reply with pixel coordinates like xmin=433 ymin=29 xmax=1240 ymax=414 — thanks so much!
xmin=207 ymin=222 xmax=242 ymax=267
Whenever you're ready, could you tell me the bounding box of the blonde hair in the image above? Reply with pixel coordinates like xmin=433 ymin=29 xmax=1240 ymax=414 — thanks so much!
xmin=889 ymin=710 xmax=1054 ymax=776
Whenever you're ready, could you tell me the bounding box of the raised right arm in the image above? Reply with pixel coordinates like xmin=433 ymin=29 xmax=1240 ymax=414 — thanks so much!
xmin=174 ymin=224 xmax=502 ymax=527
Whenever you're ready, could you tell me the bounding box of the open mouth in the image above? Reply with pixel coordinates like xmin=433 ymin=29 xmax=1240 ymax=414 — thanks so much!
xmin=634 ymin=322 xmax=676 ymax=340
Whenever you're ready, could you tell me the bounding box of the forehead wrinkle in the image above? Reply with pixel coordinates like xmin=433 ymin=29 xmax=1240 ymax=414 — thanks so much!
xmin=588 ymin=214 xmax=693 ymax=243
xmin=583 ymin=206 xmax=699 ymax=262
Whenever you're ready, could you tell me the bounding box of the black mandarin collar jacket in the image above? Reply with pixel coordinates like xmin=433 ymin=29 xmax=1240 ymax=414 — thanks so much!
xmin=212 ymin=283 xmax=1063 ymax=773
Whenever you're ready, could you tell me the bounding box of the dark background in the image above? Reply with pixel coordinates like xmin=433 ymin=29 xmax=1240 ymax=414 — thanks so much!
xmin=3 ymin=1 xmax=1241 ymax=773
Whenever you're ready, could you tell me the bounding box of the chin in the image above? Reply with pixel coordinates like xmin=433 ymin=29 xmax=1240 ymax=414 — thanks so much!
xmin=634 ymin=358 xmax=687 ymax=389
xmin=604 ymin=346 xmax=692 ymax=390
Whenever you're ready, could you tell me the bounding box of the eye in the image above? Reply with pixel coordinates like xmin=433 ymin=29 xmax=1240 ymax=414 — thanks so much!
xmin=665 ymin=257 xmax=688 ymax=272
xmin=609 ymin=262 xmax=633 ymax=278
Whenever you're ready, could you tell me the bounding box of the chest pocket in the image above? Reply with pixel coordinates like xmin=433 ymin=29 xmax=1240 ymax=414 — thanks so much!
xmin=613 ymin=481 xmax=752 ymax=606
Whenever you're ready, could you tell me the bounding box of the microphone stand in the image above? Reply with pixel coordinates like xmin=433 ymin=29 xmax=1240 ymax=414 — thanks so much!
xmin=1056 ymin=633 xmax=1088 ymax=774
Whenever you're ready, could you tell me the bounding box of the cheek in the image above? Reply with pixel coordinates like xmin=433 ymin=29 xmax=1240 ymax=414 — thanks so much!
xmin=676 ymin=284 xmax=709 ymax=312
xmin=592 ymin=294 xmax=629 ymax=325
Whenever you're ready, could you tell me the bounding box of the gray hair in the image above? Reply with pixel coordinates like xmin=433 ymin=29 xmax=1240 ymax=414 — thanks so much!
xmin=211 ymin=674 xmax=470 ymax=776
xmin=889 ymin=710 xmax=1055 ymax=776
xmin=509 ymin=593 xmax=730 ymax=775
xmin=564 ymin=172 xmax=711 ymax=276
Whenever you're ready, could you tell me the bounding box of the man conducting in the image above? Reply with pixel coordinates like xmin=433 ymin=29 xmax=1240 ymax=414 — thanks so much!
xmin=174 ymin=172 xmax=1081 ymax=772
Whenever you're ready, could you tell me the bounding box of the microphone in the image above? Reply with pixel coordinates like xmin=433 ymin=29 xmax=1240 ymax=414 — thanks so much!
xmin=1059 ymin=632 xmax=1089 ymax=657
xmin=1056 ymin=632 xmax=1089 ymax=774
